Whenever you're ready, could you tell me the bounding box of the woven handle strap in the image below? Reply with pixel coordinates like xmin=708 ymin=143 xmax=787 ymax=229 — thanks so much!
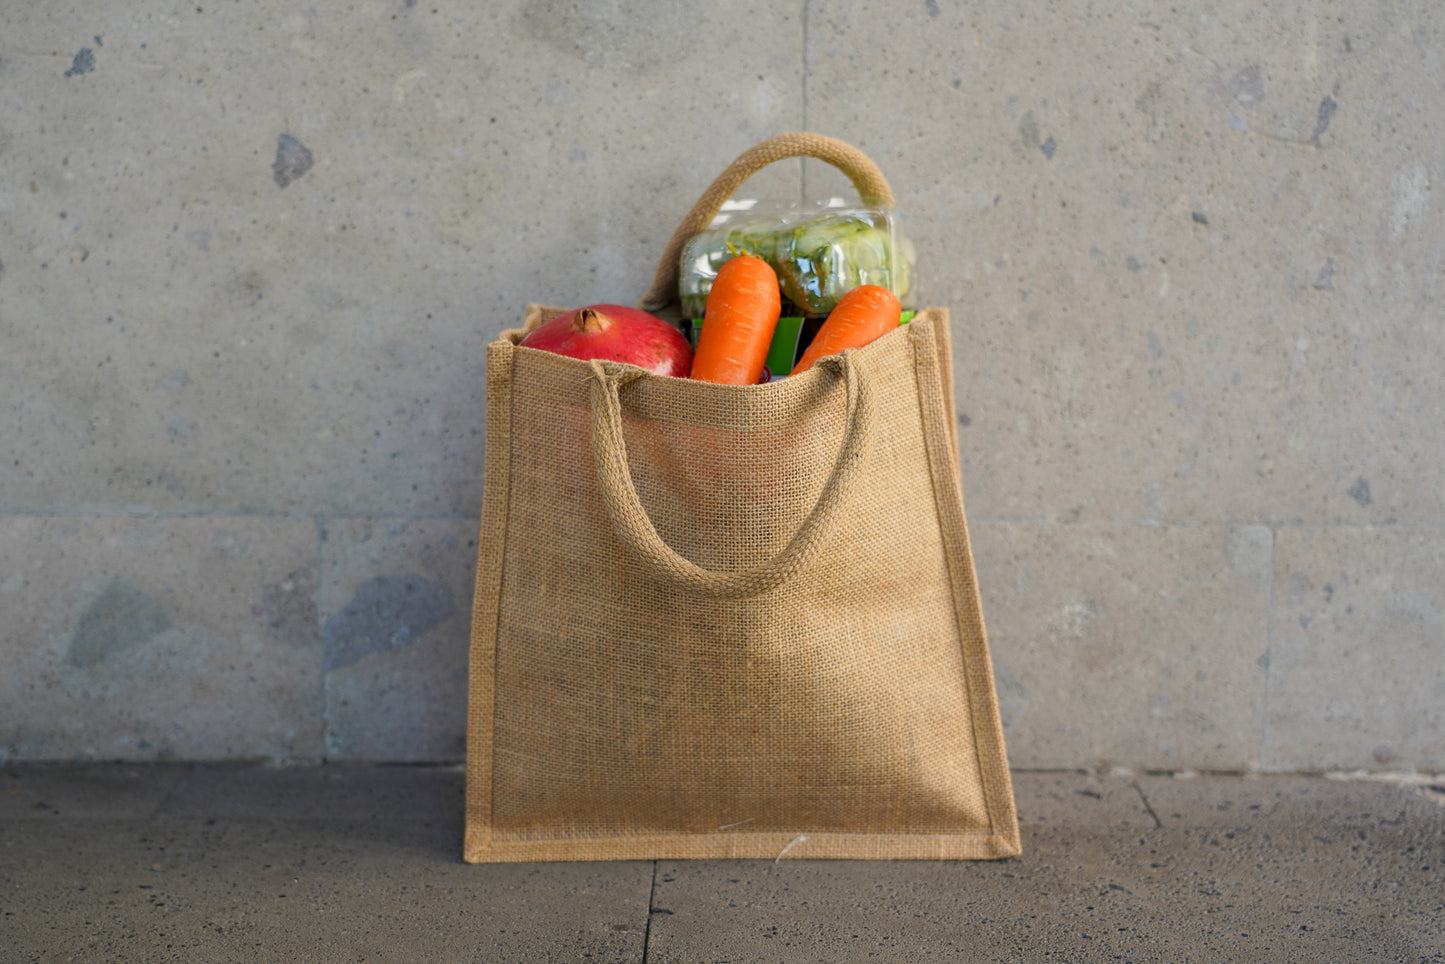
xmin=588 ymin=352 xmax=873 ymax=600
xmin=638 ymin=132 xmax=896 ymax=312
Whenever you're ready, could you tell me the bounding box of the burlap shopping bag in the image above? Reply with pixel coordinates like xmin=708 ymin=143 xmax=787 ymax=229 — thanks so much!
xmin=465 ymin=133 xmax=1019 ymax=862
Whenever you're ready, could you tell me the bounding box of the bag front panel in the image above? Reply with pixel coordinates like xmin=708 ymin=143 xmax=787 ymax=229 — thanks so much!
xmin=486 ymin=318 xmax=992 ymax=844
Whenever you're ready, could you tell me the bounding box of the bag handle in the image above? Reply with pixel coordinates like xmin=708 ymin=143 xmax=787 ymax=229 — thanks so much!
xmin=588 ymin=351 xmax=873 ymax=600
xmin=638 ymin=132 xmax=897 ymax=312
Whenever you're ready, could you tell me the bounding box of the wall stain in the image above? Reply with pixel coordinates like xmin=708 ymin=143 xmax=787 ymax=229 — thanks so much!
xmin=273 ymin=133 xmax=314 ymax=188
xmin=226 ymin=269 xmax=267 ymax=305
xmin=68 ymin=579 xmax=174 ymax=667
xmin=1348 ymin=477 xmax=1372 ymax=507
xmin=322 ymin=575 xmax=456 ymax=671
xmin=1311 ymin=96 xmax=1338 ymax=142
xmin=64 ymin=48 xmax=95 ymax=78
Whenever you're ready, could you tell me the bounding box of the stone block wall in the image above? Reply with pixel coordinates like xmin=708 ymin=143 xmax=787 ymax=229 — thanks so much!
xmin=3 ymin=1 xmax=1441 ymax=771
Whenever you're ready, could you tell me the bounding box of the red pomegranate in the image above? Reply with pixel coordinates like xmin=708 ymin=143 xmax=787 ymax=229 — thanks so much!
xmin=519 ymin=304 xmax=693 ymax=377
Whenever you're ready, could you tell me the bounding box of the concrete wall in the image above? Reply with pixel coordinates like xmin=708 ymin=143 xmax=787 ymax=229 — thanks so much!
xmin=2 ymin=1 xmax=1441 ymax=772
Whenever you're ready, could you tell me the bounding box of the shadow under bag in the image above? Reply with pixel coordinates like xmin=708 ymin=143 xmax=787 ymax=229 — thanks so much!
xmin=464 ymin=133 xmax=1020 ymax=862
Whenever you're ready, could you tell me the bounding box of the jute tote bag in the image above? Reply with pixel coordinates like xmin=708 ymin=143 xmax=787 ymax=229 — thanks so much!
xmin=465 ymin=133 xmax=1019 ymax=862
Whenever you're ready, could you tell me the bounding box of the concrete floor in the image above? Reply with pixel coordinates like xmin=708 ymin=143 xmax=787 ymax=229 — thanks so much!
xmin=2 ymin=765 xmax=1441 ymax=962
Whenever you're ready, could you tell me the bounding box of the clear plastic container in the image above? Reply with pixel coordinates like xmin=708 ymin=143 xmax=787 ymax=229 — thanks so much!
xmin=678 ymin=198 xmax=915 ymax=320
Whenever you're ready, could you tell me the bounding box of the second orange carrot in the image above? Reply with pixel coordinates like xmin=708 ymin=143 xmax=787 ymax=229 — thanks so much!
xmin=790 ymin=284 xmax=902 ymax=375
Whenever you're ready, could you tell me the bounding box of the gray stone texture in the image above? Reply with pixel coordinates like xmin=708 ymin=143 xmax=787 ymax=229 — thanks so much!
xmin=0 ymin=515 xmax=321 ymax=761
xmin=973 ymin=522 xmax=1271 ymax=771
xmin=1 ymin=1 xmax=1442 ymax=771
xmin=319 ymin=518 xmax=476 ymax=761
xmin=2 ymin=766 xmax=1441 ymax=962
xmin=805 ymin=1 xmax=1445 ymax=528
xmin=1267 ymin=527 xmax=1445 ymax=771
xmin=0 ymin=765 xmax=655 ymax=963
xmin=0 ymin=2 xmax=801 ymax=519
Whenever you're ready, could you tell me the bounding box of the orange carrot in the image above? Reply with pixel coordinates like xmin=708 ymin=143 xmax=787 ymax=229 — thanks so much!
xmin=689 ymin=255 xmax=782 ymax=385
xmin=789 ymin=284 xmax=901 ymax=375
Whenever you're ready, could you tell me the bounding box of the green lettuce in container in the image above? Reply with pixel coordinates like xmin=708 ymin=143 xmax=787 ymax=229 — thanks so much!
xmin=679 ymin=200 xmax=915 ymax=319
xmin=678 ymin=212 xmax=784 ymax=320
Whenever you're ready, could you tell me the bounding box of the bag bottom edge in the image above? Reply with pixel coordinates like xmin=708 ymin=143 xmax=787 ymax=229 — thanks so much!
xmin=463 ymin=828 xmax=1022 ymax=863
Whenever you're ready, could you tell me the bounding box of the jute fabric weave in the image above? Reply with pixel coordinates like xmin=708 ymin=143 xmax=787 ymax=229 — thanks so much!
xmin=466 ymin=133 xmax=1017 ymax=862
xmin=465 ymin=304 xmax=1020 ymax=862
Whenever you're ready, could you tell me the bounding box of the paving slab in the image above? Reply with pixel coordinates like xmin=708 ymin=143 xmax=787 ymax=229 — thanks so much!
xmin=1009 ymin=770 xmax=1157 ymax=831
xmin=647 ymin=774 xmax=1445 ymax=963
xmin=1 ymin=764 xmax=652 ymax=963
xmin=0 ymin=764 xmax=178 ymax=821
xmin=2 ymin=766 xmax=1441 ymax=962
